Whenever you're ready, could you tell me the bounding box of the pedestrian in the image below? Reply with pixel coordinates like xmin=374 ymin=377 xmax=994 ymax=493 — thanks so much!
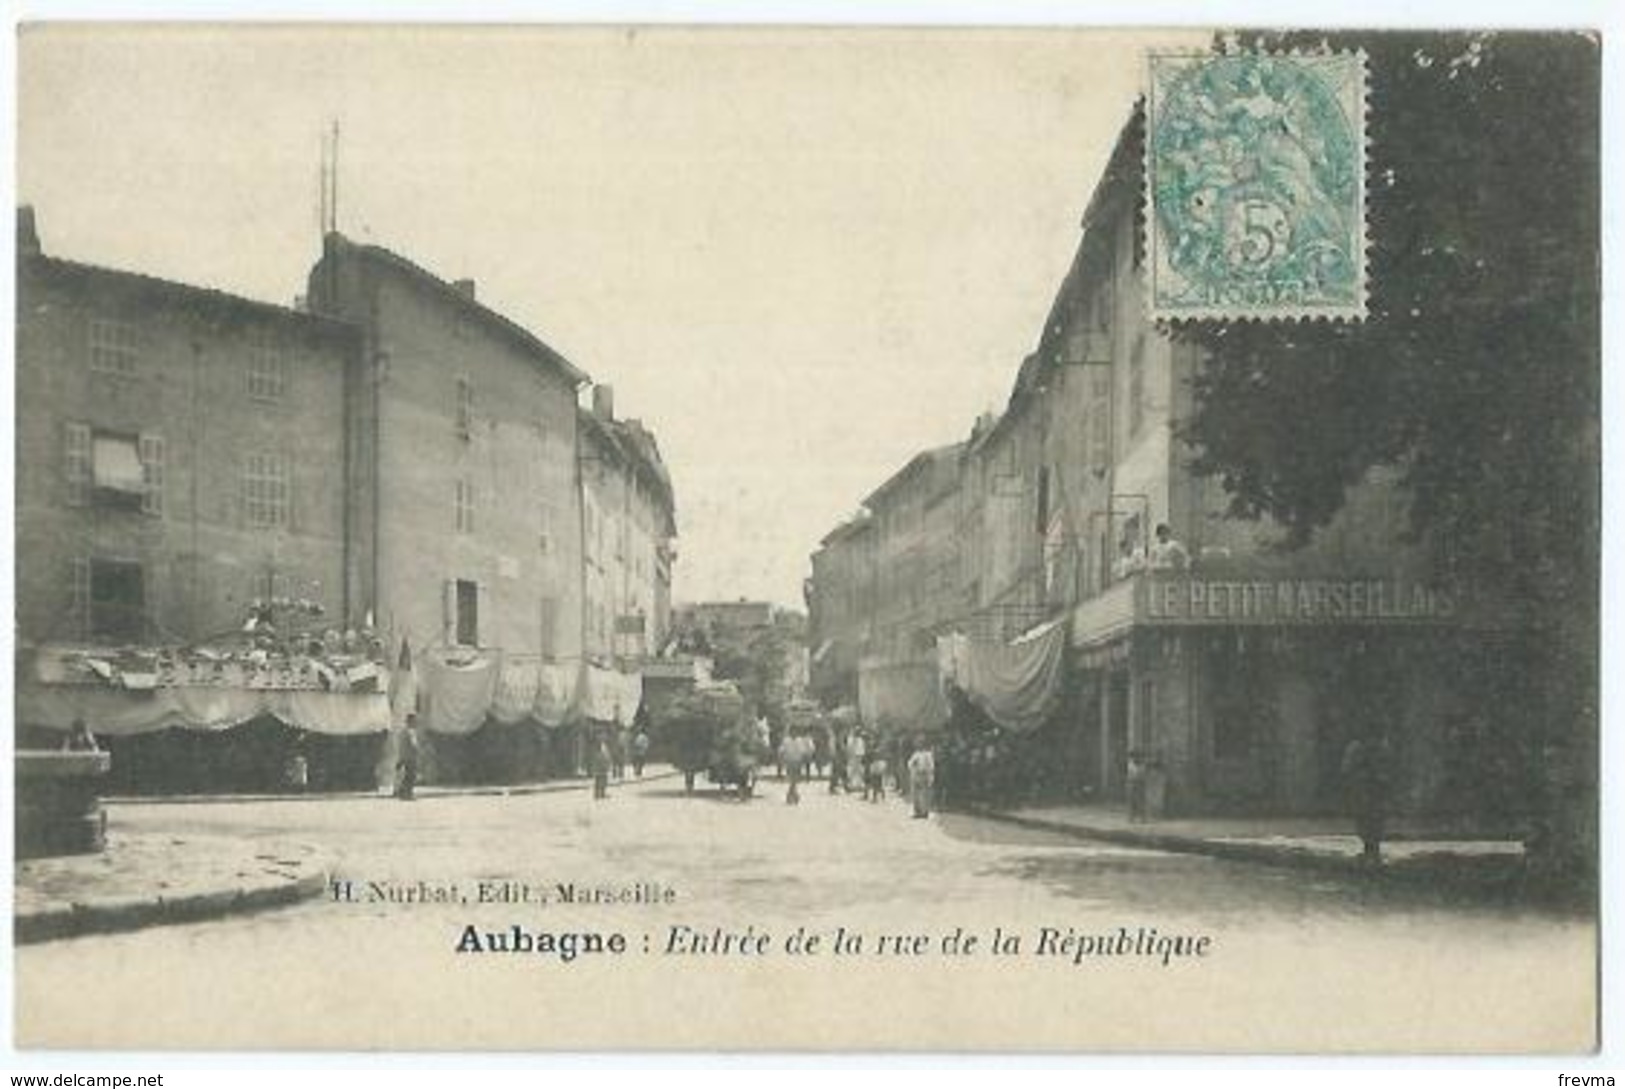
xmin=865 ymin=751 xmax=888 ymax=803
xmin=1341 ymin=732 xmax=1394 ymax=866
xmin=61 ymin=717 xmax=99 ymax=753
xmin=780 ymin=731 xmax=807 ymax=806
xmin=631 ymin=728 xmax=651 ymax=778
xmin=829 ymin=732 xmax=847 ymax=794
xmin=395 ymin=716 xmax=421 ymax=801
xmin=906 ymin=738 xmax=936 ymax=819
xmin=284 ymin=734 xmax=309 ymax=795
xmin=846 ymin=731 xmax=867 ymax=794
xmin=590 ymin=734 xmax=612 ymax=801
xmin=1126 ymin=750 xmax=1147 ymax=822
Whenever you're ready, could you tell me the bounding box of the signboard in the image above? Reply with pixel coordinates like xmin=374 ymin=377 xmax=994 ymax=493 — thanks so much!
xmin=1141 ymin=575 xmax=1455 ymax=625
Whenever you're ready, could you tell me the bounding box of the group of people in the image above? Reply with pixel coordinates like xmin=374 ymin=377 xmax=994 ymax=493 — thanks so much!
xmin=775 ymin=726 xmax=937 ymax=820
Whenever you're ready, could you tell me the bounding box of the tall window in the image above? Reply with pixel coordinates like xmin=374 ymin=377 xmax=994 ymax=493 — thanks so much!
xmin=89 ymin=320 xmax=138 ymax=377
xmin=139 ymin=433 xmax=165 ymax=517
xmin=247 ymin=333 xmax=287 ymax=401
xmin=456 ymin=377 xmax=474 ymax=438
xmin=244 ymin=453 xmax=290 ymax=528
xmin=455 ymin=478 xmax=476 ymax=534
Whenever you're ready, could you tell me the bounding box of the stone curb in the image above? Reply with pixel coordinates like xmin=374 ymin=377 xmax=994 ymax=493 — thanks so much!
xmin=15 ymin=849 xmax=331 ymax=946
xmin=967 ymin=806 xmax=1524 ymax=883
xmin=105 ymin=767 xmax=680 ymax=806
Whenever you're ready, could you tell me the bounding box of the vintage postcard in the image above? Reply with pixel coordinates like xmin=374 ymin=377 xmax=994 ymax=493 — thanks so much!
xmin=9 ymin=23 xmax=1602 ymax=1054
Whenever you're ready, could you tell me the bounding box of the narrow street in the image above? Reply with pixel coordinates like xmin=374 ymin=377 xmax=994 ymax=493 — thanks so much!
xmin=15 ymin=772 xmax=1594 ymax=1052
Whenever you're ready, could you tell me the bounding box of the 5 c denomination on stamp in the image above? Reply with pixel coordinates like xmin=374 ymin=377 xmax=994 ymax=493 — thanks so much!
xmin=1146 ymin=50 xmax=1368 ymax=322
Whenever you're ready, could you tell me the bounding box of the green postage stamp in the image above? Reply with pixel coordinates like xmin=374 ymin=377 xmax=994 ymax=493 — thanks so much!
xmin=1146 ymin=51 xmax=1368 ymax=321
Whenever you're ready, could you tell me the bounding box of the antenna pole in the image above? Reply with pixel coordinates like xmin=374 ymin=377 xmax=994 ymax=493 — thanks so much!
xmin=330 ymin=120 xmax=341 ymax=235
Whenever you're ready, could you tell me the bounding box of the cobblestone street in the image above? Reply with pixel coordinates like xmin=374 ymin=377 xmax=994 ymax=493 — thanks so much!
xmin=15 ymin=772 xmax=1595 ymax=1052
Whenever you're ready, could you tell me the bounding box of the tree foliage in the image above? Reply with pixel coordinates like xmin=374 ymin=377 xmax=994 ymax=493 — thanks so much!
xmin=1172 ymin=33 xmax=1599 ymax=864
xmin=1176 ymin=31 xmax=1599 ymax=734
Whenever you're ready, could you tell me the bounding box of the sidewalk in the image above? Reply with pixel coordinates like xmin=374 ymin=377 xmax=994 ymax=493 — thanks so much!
xmin=15 ymin=829 xmax=330 ymax=944
xmin=105 ymin=766 xmax=678 ymax=806
xmin=16 ymin=767 xmax=674 ymax=944
xmin=973 ymin=800 xmax=1528 ymax=881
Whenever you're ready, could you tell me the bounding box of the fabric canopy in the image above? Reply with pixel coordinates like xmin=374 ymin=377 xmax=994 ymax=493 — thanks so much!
xmin=582 ymin=664 xmax=642 ymax=726
xmin=858 ymin=657 xmax=949 ymax=734
xmin=491 ymin=654 xmax=542 ymax=725
xmin=945 ymin=617 xmax=1069 ymax=734
xmin=16 ymin=682 xmax=390 ymax=737
xmin=533 ymin=662 xmax=583 ymax=728
xmin=420 ymin=653 xmax=499 ymax=735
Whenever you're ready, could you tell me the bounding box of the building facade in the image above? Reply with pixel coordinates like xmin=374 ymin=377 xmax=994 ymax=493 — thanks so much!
xmin=16 ymin=209 xmax=361 ymax=652
xmin=16 ymin=213 xmax=679 ymax=789
xmin=306 ymin=234 xmax=588 ymax=671
xmin=806 ymin=513 xmax=875 ymax=707
xmin=579 ymin=387 xmax=678 ymax=667
xmin=806 ymin=113 xmax=1502 ymax=820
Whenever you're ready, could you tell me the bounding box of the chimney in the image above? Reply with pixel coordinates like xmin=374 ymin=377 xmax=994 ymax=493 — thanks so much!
xmin=17 ymin=206 xmax=40 ymax=257
xmin=592 ymin=384 xmax=615 ymax=421
xmin=452 ymin=278 xmax=476 ymax=300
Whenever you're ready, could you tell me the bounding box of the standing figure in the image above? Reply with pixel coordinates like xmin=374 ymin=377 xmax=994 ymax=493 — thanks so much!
xmin=780 ymin=731 xmax=806 ymax=806
xmin=1126 ymin=750 xmax=1147 ymax=822
xmin=906 ymin=739 xmax=936 ymax=820
xmin=1341 ymin=732 xmax=1394 ymax=865
xmin=846 ymin=731 xmax=868 ymax=794
xmin=590 ymin=735 xmax=612 ymax=801
xmin=865 ymin=752 xmax=888 ymax=803
xmin=631 ymin=728 xmax=651 ymax=778
xmin=62 ymin=717 xmax=100 ymax=753
xmin=395 ymin=716 xmax=421 ymax=801
xmin=284 ymin=734 xmax=310 ymax=795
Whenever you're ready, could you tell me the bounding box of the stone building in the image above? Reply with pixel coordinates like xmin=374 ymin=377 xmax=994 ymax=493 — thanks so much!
xmin=806 ymin=512 xmax=875 ymax=707
xmin=809 ymin=112 xmax=1505 ymax=819
xmin=13 ymin=210 xmax=389 ymax=792
xmin=15 ymin=209 xmax=362 ymax=651
xmin=17 ymin=214 xmax=680 ymax=789
xmin=850 ymin=444 xmax=963 ymax=734
xmin=579 ymin=386 xmax=677 ymax=666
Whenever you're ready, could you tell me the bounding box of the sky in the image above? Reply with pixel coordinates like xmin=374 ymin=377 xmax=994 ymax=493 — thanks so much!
xmin=18 ymin=23 xmax=1208 ymax=609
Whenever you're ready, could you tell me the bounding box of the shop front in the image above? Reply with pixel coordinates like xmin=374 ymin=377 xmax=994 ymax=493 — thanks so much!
xmin=1068 ymin=570 xmax=1490 ymax=819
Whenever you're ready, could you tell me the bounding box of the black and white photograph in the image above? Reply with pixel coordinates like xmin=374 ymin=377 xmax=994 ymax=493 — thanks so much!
xmin=6 ymin=18 xmax=1605 ymax=1057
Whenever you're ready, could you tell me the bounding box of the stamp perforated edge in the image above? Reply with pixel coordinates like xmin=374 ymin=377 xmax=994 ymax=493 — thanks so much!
xmin=1142 ymin=47 xmax=1371 ymax=325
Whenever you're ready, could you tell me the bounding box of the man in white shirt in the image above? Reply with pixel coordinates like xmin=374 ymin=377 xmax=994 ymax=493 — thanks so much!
xmin=1148 ymin=523 xmax=1192 ymax=571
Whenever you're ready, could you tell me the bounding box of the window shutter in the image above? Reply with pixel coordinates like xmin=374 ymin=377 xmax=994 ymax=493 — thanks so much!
xmin=443 ymin=579 xmax=458 ymax=644
xmin=65 ymin=422 xmax=91 ymax=506
xmin=139 ymin=433 xmax=165 ymax=516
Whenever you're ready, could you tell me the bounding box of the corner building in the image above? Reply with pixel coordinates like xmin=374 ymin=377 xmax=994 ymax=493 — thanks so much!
xmin=811 ymin=113 xmax=1512 ymax=820
xmin=307 ymin=234 xmax=589 ymax=779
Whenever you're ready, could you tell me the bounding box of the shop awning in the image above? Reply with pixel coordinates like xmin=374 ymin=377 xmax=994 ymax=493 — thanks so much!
xmin=582 ymin=664 xmax=643 ymax=727
xmin=16 ymin=681 xmax=390 ymax=737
